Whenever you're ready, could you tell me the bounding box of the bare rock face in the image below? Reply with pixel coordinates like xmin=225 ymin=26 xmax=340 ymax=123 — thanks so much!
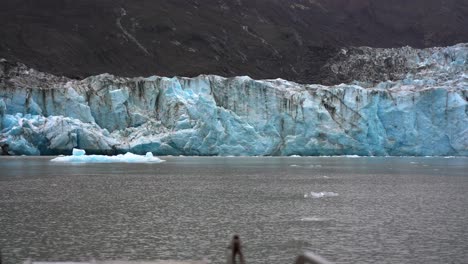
xmin=0 ymin=0 xmax=467 ymax=83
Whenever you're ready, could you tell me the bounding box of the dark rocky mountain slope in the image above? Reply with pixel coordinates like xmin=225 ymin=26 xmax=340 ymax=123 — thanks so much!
xmin=1 ymin=0 xmax=467 ymax=83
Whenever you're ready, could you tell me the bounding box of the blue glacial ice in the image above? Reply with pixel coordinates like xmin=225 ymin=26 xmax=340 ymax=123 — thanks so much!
xmin=0 ymin=44 xmax=467 ymax=156
xmin=51 ymin=148 xmax=165 ymax=163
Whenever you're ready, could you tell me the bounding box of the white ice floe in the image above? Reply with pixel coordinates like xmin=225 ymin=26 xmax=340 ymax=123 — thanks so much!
xmin=304 ymin=192 xmax=339 ymax=199
xmin=344 ymin=155 xmax=361 ymax=158
xmin=300 ymin=217 xmax=330 ymax=222
xmin=51 ymin=148 xmax=165 ymax=163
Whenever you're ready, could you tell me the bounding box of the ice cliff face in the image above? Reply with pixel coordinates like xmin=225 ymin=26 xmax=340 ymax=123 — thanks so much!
xmin=0 ymin=44 xmax=467 ymax=156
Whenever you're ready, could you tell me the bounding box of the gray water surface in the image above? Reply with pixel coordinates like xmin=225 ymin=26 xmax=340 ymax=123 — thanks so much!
xmin=0 ymin=156 xmax=467 ymax=264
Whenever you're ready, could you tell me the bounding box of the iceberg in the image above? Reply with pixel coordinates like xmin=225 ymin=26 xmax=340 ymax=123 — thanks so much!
xmin=304 ymin=192 xmax=339 ymax=199
xmin=300 ymin=217 xmax=330 ymax=222
xmin=51 ymin=148 xmax=165 ymax=163
xmin=1 ymin=44 xmax=467 ymax=156
xmin=72 ymin=148 xmax=86 ymax=156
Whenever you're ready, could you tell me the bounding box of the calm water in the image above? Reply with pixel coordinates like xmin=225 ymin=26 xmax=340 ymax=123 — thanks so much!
xmin=0 ymin=156 xmax=467 ymax=264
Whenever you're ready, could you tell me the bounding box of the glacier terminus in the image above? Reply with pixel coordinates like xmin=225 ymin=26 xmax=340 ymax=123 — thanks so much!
xmin=0 ymin=44 xmax=467 ymax=156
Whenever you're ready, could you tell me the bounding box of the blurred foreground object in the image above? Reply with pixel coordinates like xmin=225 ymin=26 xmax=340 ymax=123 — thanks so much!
xmin=294 ymin=252 xmax=333 ymax=264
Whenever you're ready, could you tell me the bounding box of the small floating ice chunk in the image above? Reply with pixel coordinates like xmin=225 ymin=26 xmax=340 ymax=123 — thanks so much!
xmin=51 ymin=149 xmax=165 ymax=163
xmin=300 ymin=217 xmax=329 ymax=222
xmin=290 ymin=155 xmax=301 ymax=157
xmin=304 ymin=191 xmax=339 ymax=199
xmin=72 ymin=148 xmax=86 ymax=156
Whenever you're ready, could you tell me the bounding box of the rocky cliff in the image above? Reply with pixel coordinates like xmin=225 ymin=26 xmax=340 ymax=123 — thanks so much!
xmin=1 ymin=0 xmax=467 ymax=83
xmin=0 ymin=44 xmax=467 ymax=156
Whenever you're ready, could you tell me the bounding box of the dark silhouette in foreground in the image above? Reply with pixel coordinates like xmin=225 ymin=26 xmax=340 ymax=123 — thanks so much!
xmin=228 ymin=235 xmax=245 ymax=264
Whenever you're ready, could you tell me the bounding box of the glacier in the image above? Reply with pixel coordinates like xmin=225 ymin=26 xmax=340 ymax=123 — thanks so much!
xmin=0 ymin=44 xmax=467 ymax=156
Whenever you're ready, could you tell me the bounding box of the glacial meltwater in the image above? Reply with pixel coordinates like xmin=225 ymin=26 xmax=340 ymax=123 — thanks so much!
xmin=0 ymin=156 xmax=467 ymax=264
